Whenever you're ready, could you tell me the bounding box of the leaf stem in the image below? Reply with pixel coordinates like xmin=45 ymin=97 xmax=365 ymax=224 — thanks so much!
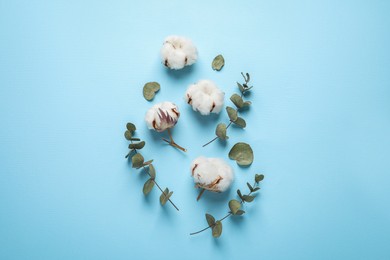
xmin=129 ymin=138 xmax=179 ymax=211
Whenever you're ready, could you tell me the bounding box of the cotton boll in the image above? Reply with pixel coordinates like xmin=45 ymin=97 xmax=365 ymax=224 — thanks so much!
xmin=191 ymin=157 xmax=234 ymax=192
xmin=185 ymin=80 xmax=225 ymax=115
xmin=161 ymin=35 xmax=198 ymax=70
xmin=145 ymin=101 xmax=180 ymax=132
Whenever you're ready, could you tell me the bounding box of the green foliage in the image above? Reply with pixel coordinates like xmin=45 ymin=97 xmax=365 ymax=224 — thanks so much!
xmin=215 ymin=123 xmax=228 ymax=140
xmin=143 ymin=82 xmax=160 ymax=101
xmin=211 ymin=54 xmax=225 ymax=71
xmin=228 ymin=142 xmax=254 ymax=166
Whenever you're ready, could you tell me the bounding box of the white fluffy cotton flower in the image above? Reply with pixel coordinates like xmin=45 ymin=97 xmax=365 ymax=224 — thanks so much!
xmin=184 ymin=80 xmax=225 ymax=115
xmin=191 ymin=157 xmax=234 ymax=193
xmin=145 ymin=101 xmax=180 ymax=132
xmin=161 ymin=35 xmax=198 ymax=70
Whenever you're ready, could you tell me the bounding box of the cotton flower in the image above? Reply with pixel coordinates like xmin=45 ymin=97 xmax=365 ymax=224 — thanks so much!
xmin=191 ymin=157 xmax=234 ymax=200
xmin=161 ymin=35 xmax=198 ymax=70
xmin=145 ymin=101 xmax=186 ymax=152
xmin=185 ymin=80 xmax=225 ymax=115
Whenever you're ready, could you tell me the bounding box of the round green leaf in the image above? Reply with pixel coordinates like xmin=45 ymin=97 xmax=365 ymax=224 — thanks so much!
xmin=129 ymin=141 xmax=145 ymax=150
xmin=228 ymin=142 xmax=254 ymax=166
xmin=255 ymin=174 xmax=264 ymax=183
xmin=215 ymin=123 xmax=228 ymax=140
xmin=160 ymin=188 xmax=172 ymax=205
xmin=143 ymin=82 xmax=160 ymax=101
xmin=242 ymin=195 xmax=256 ymax=203
xmin=226 ymin=106 xmax=238 ymax=122
xmin=205 ymin=214 xmax=216 ymax=227
xmin=126 ymin=123 xmax=136 ymax=132
xmin=212 ymin=54 xmax=225 ymax=71
xmin=212 ymin=221 xmax=222 ymax=238
xmin=149 ymin=164 xmax=156 ymax=179
xmin=235 ymin=210 xmax=245 ymax=215
xmin=143 ymin=178 xmax=155 ymax=195
xmin=233 ymin=117 xmax=246 ymax=128
xmin=131 ymin=153 xmax=144 ymax=168
xmin=230 ymin=94 xmax=243 ymax=108
xmin=124 ymin=130 xmax=132 ymax=140
xmin=229 ymin=199 xmax=241 ymax=214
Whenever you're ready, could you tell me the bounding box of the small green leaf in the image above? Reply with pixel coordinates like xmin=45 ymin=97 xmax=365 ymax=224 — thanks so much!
xmin=125 ymin=149 xmax=135 ymax=159
xmin=237 ymin=82 xmax=245 ymax=93
xmin=230 ymin=94 xmax=243 ymax=108
xmin=160 ymin=188 xmax=173 ymax=205
xmin=253 ymin=187 xmax=260 ymax=192
xmin=246 ymin=73 xmax=250 ymax=82
xmin=255 ymin=174 xmax=264 ymax=183
xmin=143 ymin=179 xmax=154 ymax=195
xmin=212 ymin=221 xmax=222 ymax=238
xmin=129 ymin=141 xmax=145 ymax=150
xmin=130 ymin=137 xmax=141 ymax=141
xmin=237 ymin=189 xmax=243 ymax=200
xmin=143 ymin=82 xmax=160 ymax=101
xmin=132 ymin=153 xmax=144 ymax=168
xmin=242 ymin=101 xmax=252 ymax=109
xmin=235 ymin=210 xmax=245 ymax=215
xmin=228 ymin=142 xmax=254 ymax=166
xmin=242 ymin=195 xmax=256 ymax=203
xmin=247 ymin=182 xmax=254 ymax=192
xmin=124 ymin=130 xmax=132 ymax=140
xmin=226 ymin=106 xmax=238 ymax=122
xmin=215 ymin=123 xmax=228 ymax=140
xmin=149 ymin=164 xmax=156 ymax=179
xmin=126 ymin=123 xmax=136 ymax=133
xmin=233 ymin=117 xmax=246 ymax=128
xmin=229 ymin=199 xmax=241 ymax=215
xmin=143 ymin=159 xmax=153 ymax=166
xmin=212 ymin=54 xmax=225 ymax=71
xmin=205 ymin=214 xmax=216 ymax=227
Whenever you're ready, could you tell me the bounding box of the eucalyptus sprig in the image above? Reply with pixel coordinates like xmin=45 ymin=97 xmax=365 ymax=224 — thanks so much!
xmin=124 ymin=122 xmax=179 ymax=211
xmin=190 ymin=174 xmax=264 ymax=237
xmin=203 ymin=72 xmax=253 ymax=147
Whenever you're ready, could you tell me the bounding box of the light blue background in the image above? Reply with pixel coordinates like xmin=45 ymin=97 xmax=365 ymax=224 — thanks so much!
xmin=1 ymin=0 xmax=389 ymax=259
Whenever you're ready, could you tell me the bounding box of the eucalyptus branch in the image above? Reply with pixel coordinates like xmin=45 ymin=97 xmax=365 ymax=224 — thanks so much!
xmin=190 ymin=174 xmax=264 ymax=237
xmin=125 ymin=122 xmax=179 ymax=211
xmin=203 ymin=72 xmax=253 ymax=147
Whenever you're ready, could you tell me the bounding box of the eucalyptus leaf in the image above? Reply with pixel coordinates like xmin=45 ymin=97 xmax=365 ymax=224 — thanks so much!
xmin=205 ymin=214 xmax=216 ymax=227
xmin=242 ymin=195 xmax=256 ymax=203
xmin=129 ymin=141 xmax=145 ymax=150
xmin=242 ymin=101 xmax=252 ymax=109
xmin=246 ymin=73 xmax=250 ymax=82
xmin=132 ymin=153 xmax=144 ymax=168
xmin=235 ymin=210 xmax=245 ymax=215
xmin=247 ymin=182 xmax=254 ymax=192
xmin=233 ymin=117 xmax=246 ymax=128
xmin=255 ymin=174 xmax=264 ymax=183
xmin=253 ymin=187 xmax=260 ymax=192
xmin=212 ymin=221 xmax=222 ymax=238
xmin=215 ymin=123 xmax=228 ymax=140
xmin=143 ymin=82 xmax=160 ymax=101
xmin=228 ymin=142 xmax=254 ymax=166
xmin=149 ymin=164 xmax=156 ymax=179
xmin=237 ymin=189 xmax=243 ymax=200
xmin=143 ymin=159 xmax=153 ymax=166
xmin=126 ymin=123 xmax=136 ymax=133
xmin=230 ymin=94 xmax=243 ymax=108
xmin=143 ymin=179 xmax=155 ymax=195
xmin=226 ymin=106 xmax=238 ymax=122
xmin=160 ymin=188 xmax=172 ymax=205
xmin=124 ymin=130 xmax=132 ymax=140
xmin=228 ymin=199 xmax=241 ymax=215
xmin=130 ymin=138 xmax=141 ymax=141
xmin=212 ymin=54 xmax=225 ymax=71
xmin=237 ymin=82 xmax=245 ymax=93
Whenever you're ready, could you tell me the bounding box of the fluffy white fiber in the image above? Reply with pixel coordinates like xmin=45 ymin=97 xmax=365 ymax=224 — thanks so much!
xmin=145 ymin=101 xmax=180 ymax=132
xmin=161 ymin=35 xmax=198 ymax=70
xmin=184 ymin=80 xmax=225 ymax=115
xmin=191 ymin=156 xmax=234 ymax=192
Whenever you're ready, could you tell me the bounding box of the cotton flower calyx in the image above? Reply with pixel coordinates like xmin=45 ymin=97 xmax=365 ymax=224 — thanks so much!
xmin=161 ymin=35 xmax=198 ymax=70
xmin=145 ymin=101 xmax=186 ymax=152
xmin=185 ymin=80 xmax=225 ymax=116
xmin=191 ymin=157 xmax=234 ymax=200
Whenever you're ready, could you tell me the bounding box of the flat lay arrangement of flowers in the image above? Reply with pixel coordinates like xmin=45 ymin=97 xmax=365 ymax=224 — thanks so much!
xmin=124 ymin=35 xmax=265 ymax=238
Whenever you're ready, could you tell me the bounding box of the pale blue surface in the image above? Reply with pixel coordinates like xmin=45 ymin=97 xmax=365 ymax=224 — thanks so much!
xmin=1 ymin=0 xmax=390 ymax=259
